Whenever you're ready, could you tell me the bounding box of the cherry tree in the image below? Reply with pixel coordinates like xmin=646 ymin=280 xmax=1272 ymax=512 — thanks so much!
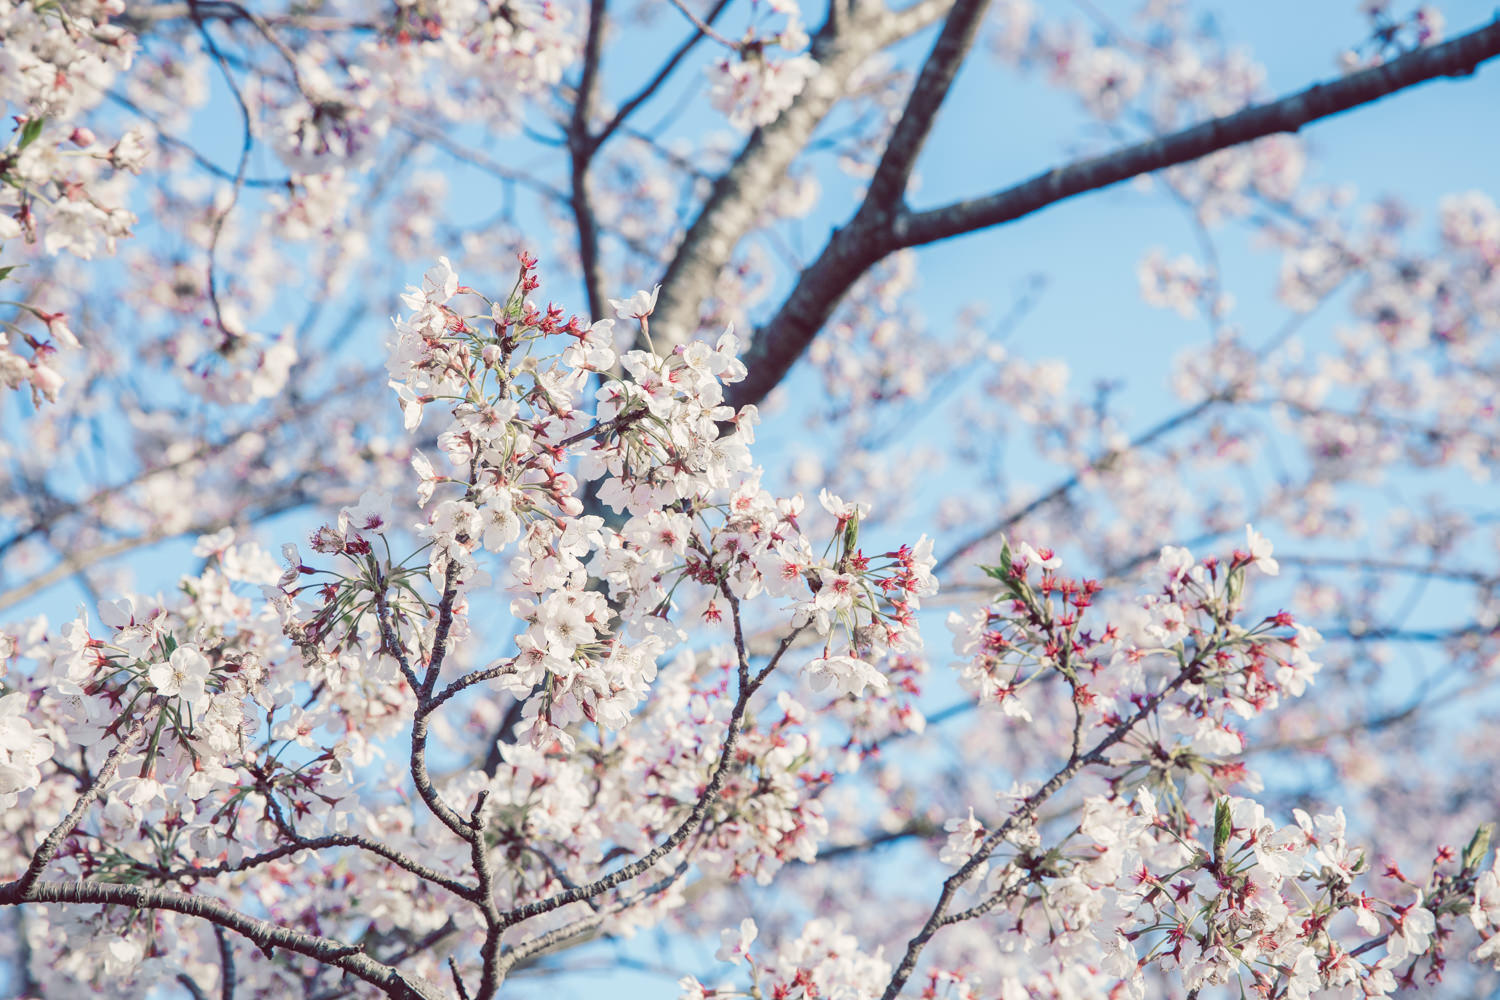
xmin=1 ymin=0 xmax=1499 ymax=998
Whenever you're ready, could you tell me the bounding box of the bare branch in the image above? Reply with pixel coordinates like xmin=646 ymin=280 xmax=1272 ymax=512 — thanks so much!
xmin=591 ymin=0 xmax=734 ymax=149
xmin=569 ymin=0 xmax=610 ymax=319
xmin=106 ymin=90 xmax=291 ymax=188
xmin=1276 ymin=554 xmax=1500 ymax=586
xmin=557 ymin=406 xmax=650 ymax=448
xmin=215 ymin=925 xmax=235 ymax=1000
xmin=427 ymin=659 xmax=520 ymax=714
xmin=450 ymin=957 xmax=472 ymax=1000
xmin=663 ymin=0 xmax=740 ymax=50
xmin=373 ymin=565 xmax=476 ymax=842
xmin=897 ymin=19 xmax=1500 ymax=248
xmin=728 ymin=16 xmax=1500 ymax=409
xmin=187 ymin=0 xmax=255 ymax=338
xmin=862 ymin=0 xmax=989 ymax=212
xmin=882 ymin=0 xmax=954 ymax=39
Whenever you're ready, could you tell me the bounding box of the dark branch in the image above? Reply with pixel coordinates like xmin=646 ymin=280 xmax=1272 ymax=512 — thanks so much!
xmin=591 ymin=0 xmax=734 ymax=150
xmin=569 ymin=0 xmax=609 ymax=320
xmin=896 ymin=19 xmax=1500 ymax=247
xmin=862 ymin=0 xmax=989 ymax=211
xmin=648 ymin=0 xmax=928 ymax=347
xmin=729 ymin=16 xmax=1500 ymax=410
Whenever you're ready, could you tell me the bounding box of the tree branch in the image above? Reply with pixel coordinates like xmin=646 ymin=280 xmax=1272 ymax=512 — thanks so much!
xmin=862 ymin=0 xmax=989 ymax=212
xmin=897 ymin=19 xmax=1500 ymax=248
xmin=215 ymin=925 xmax=235 ymax=1000
xmin=147 ymin=832 xmax=477 ymax=902
xmin=879 ymin=662 xmax=1199 ymax=999
xmin=591 ymin=0 xmax=734 ymax=150
xmin=728 ymin=16 xmax=1500 ymax=409
xmin=649 ymin=0 xmax=937 ymax=348
xmin=569 ymin=0 xmax=610 ymax=320
xmin=8 ymin=708 xmax=154 ymax=898
xmin=0 ymin=880 xmax=446 ymax=1000
xmin=494 ymin=609 xmax=797 ymax=930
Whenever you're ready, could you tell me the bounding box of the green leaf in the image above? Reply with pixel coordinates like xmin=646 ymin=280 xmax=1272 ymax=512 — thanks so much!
xmin=17 ymin=117 xmax=45 ymax=152
xmin=0 ymin=265 xmax=17 ymax=282
xmin=1213 ymin=798 xmax=1232 ymax=863
xmin=842 ymin=513 xmax=859 ymax=555
xmin=1463 ymin=822 xmax=1494 ymax=872
xmin=980 ymin=540 xmax=1017 ymax=584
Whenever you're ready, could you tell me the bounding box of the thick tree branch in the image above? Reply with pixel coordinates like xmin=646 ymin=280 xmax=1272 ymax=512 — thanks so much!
xmin=569 ymin=0 xmax=609 ymax=320
xmin=728 ymin=16 xmax=1500 ymax=410
xmin=897 ymin=19 xmax=1500 ymax=247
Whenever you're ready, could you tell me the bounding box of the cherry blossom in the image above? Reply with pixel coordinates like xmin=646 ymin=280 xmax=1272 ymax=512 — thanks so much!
xmin=1 ymin=1 xmax=1499 ymax=997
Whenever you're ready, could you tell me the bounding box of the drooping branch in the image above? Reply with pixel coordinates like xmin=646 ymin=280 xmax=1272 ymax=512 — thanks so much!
xmin=727 ymin=16 xmax=1500 ymax=410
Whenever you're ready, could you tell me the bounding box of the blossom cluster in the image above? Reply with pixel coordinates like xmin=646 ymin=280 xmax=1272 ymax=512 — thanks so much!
xmin=917 ymin=789 xmax=1465 ymax=999
xmin=708 ymin=49 xmax=819 ymax=130
xmin=369 ymin=256 xmax=935 ymax=748
xmin=273 ymin=0 xmax=577 ymax=174
xmin=0 ymin=0 xmax=147 ymax=400
xmin=0 ymin=224 xmax=1497 ymax=1000
xmin=683 ymin=915 xmax=893 ymax=1000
